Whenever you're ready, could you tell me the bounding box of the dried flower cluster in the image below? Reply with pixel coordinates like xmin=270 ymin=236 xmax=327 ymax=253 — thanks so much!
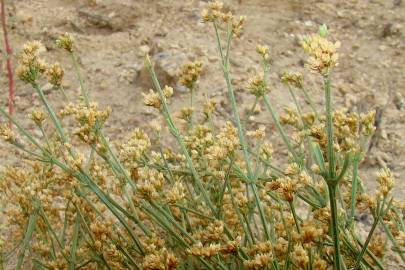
xmin=301 ymin=30 xmax=341 ymax=75
xmin=256 ymin=44 xmax=270 ymax=61
xmin=178 ymin=61 xmax=203 ymax=90
xmin=201 ymin=0 xmax=246 ymax=38
xmin=281 ymin=107 xmax=376 ymax=155
xmin=46 ymin=62 xmax=64 ymax=87
xmin=246 ymin=74 xmax=269 ymax=97
xmin=281 ymin=71 xmax=304 ymax=89
xmin=15 ymin=40 xmax=47 ymax=84
xmin=15 ymin=40 xmax=67 ymax=91
xmin=142 ymin=85 xmax=174 ymax=110
xmin=56 ymin=32 xmax=74 ymax=52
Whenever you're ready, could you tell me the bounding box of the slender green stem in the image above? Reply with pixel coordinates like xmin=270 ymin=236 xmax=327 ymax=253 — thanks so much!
xmin=74 ymin=203 xmax=95 ymax=243
xmin=70 ymin=52 xmax=89 ymax=105
xmin=301 ymin=87 xmax=319 ymax=119
xmin=251 ymin=183 xmax=271 ymax=240
xmin=174 ymin=204 xmax=215 ymax=220
xmin=328 ymin=184 xmax=341 ymax=270
xmin=141 ymin=204 xmax=219 ymax=270
xmin=353 ymin=199 xmax=391 ymax=270
xmin=117 ymin=246 xmax=140 ymax=270
xmin=342 ymin=231 xmax=380 ymax=270
xmin=213 ymin=21 xmax=273 ymax=242
xmin=225 ymin=180 xmax=254 ymax=245
xmin=54 ymin=160 xmax=145 ymax=255
xmin=33 ymin=83 xmax=67 ymax=143
xmin=122 ymin=188 xmax=151 ymax=235
xmin=392 ymin=207 xmax=405 ymax=230
xmin=213 ymin=21 xmax=252 ymax=177
xmin=0 ymin=106 xmax=44 ymax=151
xmin=145 ymin=56 xmax=215 ymax=214
xmin=216 ymin=157 xmax=235 ymax=218
xmin=308 ymin=247 xmax=314 ymax=270
xmin=289 ymin=201 xmax=301 ymax=233
xmin=348 ymin=154 xmax=360 ymax=228
xmin=323 ymin=73 xmax=341 ymax=269
xmin=69 ymin=213 xmax=80 ymax=270
xmin=11 ymin=141 xmax=44 ymax=160
xmin=242 ymin=213 xmax=256 ymax=244
xmin=242 ymin=96 xmax=258 ymax=126
xmin=213 ymin=22 xmax=225 ymax=63
xmin=263 ymin=95 xmax=299 ymax=162
xmin=382 ymin=222 xmax=405 ymax=264
xmin=352 ymin=216 xmax=380 ymax=270
xmin=287 ymin=86 xmax=303 ymax=123
xmin=279 ymin=208 xmax=293 ymax=270
xmin=149 ymin=202 xmax=196 ymax=243
xmin=58 ymin=85 xmax=69 ymax=101
xmin=262 ymin=59 xmax=300 ymax=164
xmin=190 ymin=86 xmax=195 ymax=126
xmin=16 ymin=209 xmax=39 ymax=270
xmin=38 ymin=125 xmax=51 ymax=151
xmin=39 ymin=208 xmax=69 ymax=261
xmin=324 ymin=75 xmax=335 ymax=179
xmin=60 ymin=201 xmax=71 ymax=246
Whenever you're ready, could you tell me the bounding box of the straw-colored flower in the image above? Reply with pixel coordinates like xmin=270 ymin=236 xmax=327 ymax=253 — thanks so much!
xmin=376 ymin=167 xmax=394 ymax=196
xmin=143 ymin=89 xmax=162 ymax=109
xmin=203 ymin=99 xmax=217 ymax=119
xmin=201 ymin=1 xmax=245 ymax=38
xmin=0 ymin=124 xmax=15 ymax=142
xmin=246 ymin=74 xmax=269 ymax=97
xmin=56 ymin=33 xmax=74 ymax=52
xmin=16 ymin=41 xmax=48 ymax=84
xmin=201 ymin=1 xmax=225 ymax=22
xmin=256 ymin=44 xmax=270 ymax=60
xmin=301 ymin=31 xmax=340 ymax=75
xmin=178 ymin=61 xmax=202 ymax=90
xmin=46 ymin=63 xmax=64 ymax=87
xmin=281 ymin=71 xmax=304 ymax=89
xmin=29 ymin=110 xmax=46 ymax=126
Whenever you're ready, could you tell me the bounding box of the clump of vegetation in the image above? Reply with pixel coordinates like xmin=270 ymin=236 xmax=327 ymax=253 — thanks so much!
xmin=0 ymin=1 xmax=404 ymax=269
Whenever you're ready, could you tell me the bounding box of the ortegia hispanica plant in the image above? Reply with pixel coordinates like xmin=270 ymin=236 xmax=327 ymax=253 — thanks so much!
xmin=0 ymin=1 xmax=404 ymax=270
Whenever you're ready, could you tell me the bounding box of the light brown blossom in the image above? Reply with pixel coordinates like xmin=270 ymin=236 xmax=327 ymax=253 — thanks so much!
xmin=246 ymin=74 xmax=269 ymax=97
xmin=301 ymin=32 xmax=340 ymax=75
xmin=178 ymin=61 xmax=202 ymax=90
xmin=46 ymin=63 xmax=64 ymax=87
xmin=56 ymin=33 xmax=74 ymax=52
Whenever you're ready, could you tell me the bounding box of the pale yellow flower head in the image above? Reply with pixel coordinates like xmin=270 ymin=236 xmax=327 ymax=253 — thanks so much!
xmin=201 ymin=1 xmax=246 ymax=38
xmin=143 ymin=89 xmax=162 ymax=109
xmin=29 ymin=110 xmax=46 ymax=126
xmin=178 ymin=61 xmax=202 ymax=90
xmin=376 ymin=167 xmax=394 ymax=197
xmin=256 ymin=44 xmax=270 ymax=61
xmin=201 ymin=1 xmax=225 ymax=22
xmin=46 ymin=63 xmax=64 ymax=87
xmin=56 ymin=33 xmax=74 ymax=52
xmin=301 ymin=28 xmax=340 ymax=75
xmin=281 ymin=72 xmax=304 ymax=89
xmin=0 ymin=124 xmax=15 ymax=142
xmin=246 ymin=74 xmax=269 ymax=97
xmin=16 ymin=40 xmax=48 ymax=84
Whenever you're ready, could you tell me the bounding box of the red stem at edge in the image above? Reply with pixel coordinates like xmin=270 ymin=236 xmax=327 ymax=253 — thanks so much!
xmin=1 ymin=0 xmax=14 ymax=128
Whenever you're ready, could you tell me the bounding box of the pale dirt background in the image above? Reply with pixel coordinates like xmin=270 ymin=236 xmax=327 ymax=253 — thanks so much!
xmin=0 ymin=0 xmax=404 ymax=196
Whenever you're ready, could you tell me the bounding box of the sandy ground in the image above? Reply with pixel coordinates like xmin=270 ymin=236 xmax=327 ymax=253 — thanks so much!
xmin=0 ymin=0 xmax=404 ymax=194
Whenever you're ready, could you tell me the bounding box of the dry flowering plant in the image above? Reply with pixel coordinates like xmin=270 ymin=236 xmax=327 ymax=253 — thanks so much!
xmin=0 ymin=1 xmax=404 ymax=270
